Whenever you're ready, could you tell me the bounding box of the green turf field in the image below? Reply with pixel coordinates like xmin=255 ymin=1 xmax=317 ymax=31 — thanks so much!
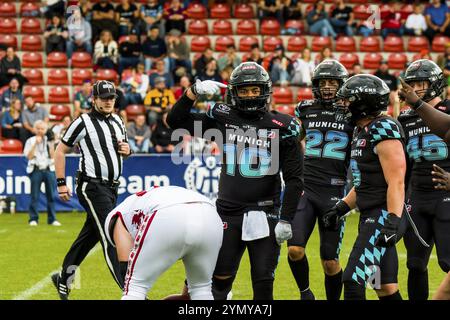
xmin=0 ymin=212 xmax=444 ymax=300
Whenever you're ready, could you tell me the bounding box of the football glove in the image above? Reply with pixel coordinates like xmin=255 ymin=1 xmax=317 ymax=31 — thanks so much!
xmin=375 ymin=213 xmax=401 ymax=247
xmin=191 ymin=79 xmax=227 ymax=96
xmin=275 ymin=220 xmax=292 ymax=246
xmin=322 ymin=200 xmax=351 ymax=231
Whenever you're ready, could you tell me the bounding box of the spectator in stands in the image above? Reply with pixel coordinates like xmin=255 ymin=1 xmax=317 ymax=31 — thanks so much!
xmin=1 ymin=99 xmax=27 ymax=145
xmin=115 ymin=0 xmax=139 ymax=37
xmin=291 ymin=48 xmax=315 ymax=86
xmin=315 ymin=46 xmax=334 ymax=65
xmin=167 ymin=29 xmax=192 ymax=75
xmin=307 ymin=0 xmax=337 ymax=39
xmin=259 ymin=0 xmax=284 ymax=26
xmin=404 ymin=3 xmax=427 ymax=36
xmin=150 ymin=111 xmax=175 ymax=154
xmin=0 ymin=48 xmax=27 ymax=89
xmin=121 ymin=63 xmax=149 ymax=105
xmin=94 ymin=30 xmax=119 ymax=70
xmin=381 ymin=0 xmax=405 ymax=39
xmin=51 ymin=115 xmax=72 ymax=147
xmin=282 ymin=0 xmax=302 ymax=22
xmin=349 ymin=63 xmax=362 ymax=77
xmin=144 ymin=76 xmax=176 ymax=125
xmin=24 ymin=120 xmax=60 ymax=227
xmin=438 ymin=43 xmax=450 ymax=96
xmin=41 ymin=0 xmax=66 ymax=20
xmin=194 ymin=47 xmax=214 ymax=76
xmin=218 ymin=44 xmax=241 ymax=73
xmin=118 ymin=28 xmax=142 ymax=74
xmin=0 ymin=78 xmax=24 ymax=113
xmin=424 ymin=0 xmax=450 ymax=43
xmin=357 ymin=19 xmax=375 ymax=38
xmin=374 ymin=60 xmax=398 ymax=106
xmin=127 ymin=114 xmax=152 ymax=153
xmin=330 ymin=0 xmax=354 ymax=36
xmin=139 ymin=0 xmax=164 ymax=36
xmin=44 ymin=15 xmax=68 ymax=55
xmin=149 ymin=59 xmax=174 ymax=88
xmin=142 ymin=25 xmax=167 ymax=73
xmin=78 ymin=0 xmax=93 ymax=21
xmin=164 ymin=0 xmax=187 ymax=34
xmin=246 ymin=44 xmax=264 ymax=66
xmin=66 ymin=8 xmax=92 ymax=60
xmin=174 ymin=75 xmax=191 ymax=99
xmin=197 ymin=59 xmax=222 ymax=83
xmin=269 ymin=45 xmax=293 ymax=86
xmin=22 ymin=96 xmax=49 ymax=140
xmin=74 ymin=79 xmax=93 ymax=117
xmin=91 ymin=0 xmax=119 ymax=41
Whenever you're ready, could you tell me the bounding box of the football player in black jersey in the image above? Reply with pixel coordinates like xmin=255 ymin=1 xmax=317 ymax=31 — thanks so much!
xmin=167 ymin=62 xmax=303 ymax=300
xmin=397 ymin=59 xmax=450 ymax=300
xmin=289 ymin=60 xmax=352 ymax=300
xmin=322 ymin=74 xmax=408 ymax=300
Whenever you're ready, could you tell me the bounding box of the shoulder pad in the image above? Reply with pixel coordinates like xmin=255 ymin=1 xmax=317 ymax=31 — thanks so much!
xmin=206 ymin=103 xmax=231 ymax=119
xmin=436 ymin=99 xmax=450 ymax=114
xmin=397 ymin=108 xmax=416 ymax=123
xmin=295 ymin=99 xmax=315 ymax=118
xmin=369 ymin=117 xmax=403 ymax=144
xmin=276 ymin=114 xmax=302 ymax=140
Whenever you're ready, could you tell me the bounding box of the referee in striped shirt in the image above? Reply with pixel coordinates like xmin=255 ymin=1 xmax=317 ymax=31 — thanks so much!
xmin=51 ymin=80 xmax=131 ymax=300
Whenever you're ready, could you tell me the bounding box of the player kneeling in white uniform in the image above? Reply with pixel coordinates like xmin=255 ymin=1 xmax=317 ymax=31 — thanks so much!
xmin=104 ymin=186 xmax=223 ymax=300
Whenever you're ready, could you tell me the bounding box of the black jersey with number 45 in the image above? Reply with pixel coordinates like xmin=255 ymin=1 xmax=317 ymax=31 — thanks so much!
xmin=295 ymin=99 xmax=354 ymax=190
xmin=398 ymin=100 xmax=450 ymax=193
xmin=350 ymin=116 xmax=406 ymax=211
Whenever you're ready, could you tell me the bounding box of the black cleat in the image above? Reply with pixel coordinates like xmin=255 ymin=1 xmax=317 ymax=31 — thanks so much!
xmin=300 ymin=288 xmax=316 ymax=300
xmin=51 ymin=273 xmax=70 ymax=300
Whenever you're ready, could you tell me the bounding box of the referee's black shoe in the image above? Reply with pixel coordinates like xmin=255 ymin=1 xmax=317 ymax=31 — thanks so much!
xmin=51 ymin=273 xmax=70 ymax=300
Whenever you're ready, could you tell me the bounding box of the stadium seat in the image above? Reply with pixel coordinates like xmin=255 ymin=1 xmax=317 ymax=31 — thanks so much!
xmin=22 ymin=69 xmax=44 ymax=85
xmin=23 ymin=86 xmax=45 ymax=103
xmin=273 ymin=87 xmax=293 ymax=104
xmin=234 ymin=4 xmax=254 ymax=19
xmin=432 ymin=35 xmax=449 ymax=52
xmin=400 ymin=4 xmax=413 ymax=20
xmin=239 ymin=36 xmax=259 ymax=52
xmin=210 ymin=3 xmax=231 ymax=19
xmin=48 ymin=69 xmax=69 ymax=85
xmin=274 ymin=105 xmax=295 ymax=116
xmin=297 ymin=87 xmax=313 ymax=101
xmin=262 ymin=53 xmax=274 ymax=71
xmin=236 ymin=19 xmax=257 ymax=35
xmin=46 ymin=52 xmax=68 ymax=67
xmin=20 ymin=2 xmax=40 ymax=17
xmin=339 ymin=53 xmax=359 ymax=69
xmin=212 ymin=19 xmax=232 ymax=35
xmin=311 ymin=36 xmax=332 ymax=52
xmin=284 ymin=20 xmax=305 ymax=35
xmin=349 ymin=0 xmax=368 ymax=3
xmin=125 ymin=104 xmax=145 ymax=122
xmin=387 ymin=53 xmax=407 ymax=69
xmin=0 ymin=34 xmax=17 ymax=49
xmin=0 ymin=139 xmax=23 ymax=154
xmin=96 ymin=69 xmax=118 ymax=84
xmin=263 ymin=36 xmax=283 ymax=52
xmin=360 ymin=36 xmax=380 ymax=52
xmin=379 ymin=4 xmax=391 ymax=20
xmin=407 ymin=36 xmax=429 ymax=52
xmin=21 ymin=18 xmax=42 ymax=34
xmin=48 ymin=86 xmax=70 ymax=104
xmin=0 ymin=3 xmax=16 ymax=17
xmin=188 ymin=19 xmax=209 ymax=35
xmin=190 ymin=36 xmax=211 ymax=52
xmin=215 ymin=36 xmax=235 ymax=52
xmin=384 ymin=36 xmax=404 ymax=52
xmin=49 ymin=105 xmax=71 ymax=121
xmin=335 ymin=36 xmax=356 ymax=52
xmin=0 ymin=18 xmax=17 ymax=34
xmin=186 ymin=3 xmax=207 ymax=19
xmin=353 ymin=4 xmax=371 ymax=20
xmin=363 ymin=52 xmax=383 ymax=69
xmin=260 ymin=19 xmax=281 ymax=36
xmin=22 ymin=52 xmax=43 ymax=68
xmin=287 ymin=36 xmax=307 ymax=52
xmin=71 ymin=52 xmax=92 ymax=68
xmin=21 ymin=35 xmax=42 ymax=51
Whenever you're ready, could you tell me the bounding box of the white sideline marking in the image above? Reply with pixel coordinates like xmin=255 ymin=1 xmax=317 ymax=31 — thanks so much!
xmin=12 ymin=245 xmax=102 ymax=300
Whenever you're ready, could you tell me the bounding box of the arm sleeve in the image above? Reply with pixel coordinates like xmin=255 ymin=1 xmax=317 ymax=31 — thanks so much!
xmin=61 ymin=116 xmax=86 ymax=147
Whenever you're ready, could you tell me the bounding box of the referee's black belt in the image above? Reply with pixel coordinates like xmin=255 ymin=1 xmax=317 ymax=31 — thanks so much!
xmin=76 ymin=172 xmax=120 ymax=188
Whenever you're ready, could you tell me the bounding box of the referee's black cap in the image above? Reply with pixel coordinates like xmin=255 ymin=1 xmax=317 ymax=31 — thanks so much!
xmin=93 ymin=80 xmax=117 ymax=99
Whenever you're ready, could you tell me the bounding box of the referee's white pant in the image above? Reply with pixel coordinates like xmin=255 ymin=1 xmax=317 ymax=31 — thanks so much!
xmin=122 ymin=202 xmax=223 ymax=300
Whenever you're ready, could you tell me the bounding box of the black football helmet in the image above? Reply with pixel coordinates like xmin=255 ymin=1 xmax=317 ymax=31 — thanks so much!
xmin=227 ymin=62 xmax=272 ymax=115
xmin=312 ymin=59 xmax=349 ymax=107
xmin=403 ymin=59 xmax=447 ymax=102
xmin=336 ymin=74 xmax=390 ymax=123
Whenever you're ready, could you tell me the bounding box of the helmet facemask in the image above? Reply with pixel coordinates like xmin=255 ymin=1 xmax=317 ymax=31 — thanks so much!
xmin=229 ymin=83 xmax=272 ymax=116
xmin=316 ymin=78 xmax=340 ymax=108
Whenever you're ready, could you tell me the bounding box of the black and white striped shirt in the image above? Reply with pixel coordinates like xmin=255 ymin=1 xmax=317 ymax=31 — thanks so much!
xmin=61 ymin=109 xmax=128 ymax=181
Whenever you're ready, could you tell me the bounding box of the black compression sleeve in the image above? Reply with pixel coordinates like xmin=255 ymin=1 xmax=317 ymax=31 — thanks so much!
xmin=166 ymin=93 xmax=195 ymax=130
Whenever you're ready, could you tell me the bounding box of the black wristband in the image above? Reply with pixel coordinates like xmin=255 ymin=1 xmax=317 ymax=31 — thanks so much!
xmin=336 ymin=200 xmax=351 ymax=216
xmin=412 ymin=99 xmax=425 ymax=110
xmin=56 ymin=178 xmax=66 ymax=187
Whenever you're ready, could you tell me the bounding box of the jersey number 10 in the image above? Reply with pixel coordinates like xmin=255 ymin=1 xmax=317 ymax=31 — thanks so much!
xmin=224 ymin=144 xmax=272 ymax=178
